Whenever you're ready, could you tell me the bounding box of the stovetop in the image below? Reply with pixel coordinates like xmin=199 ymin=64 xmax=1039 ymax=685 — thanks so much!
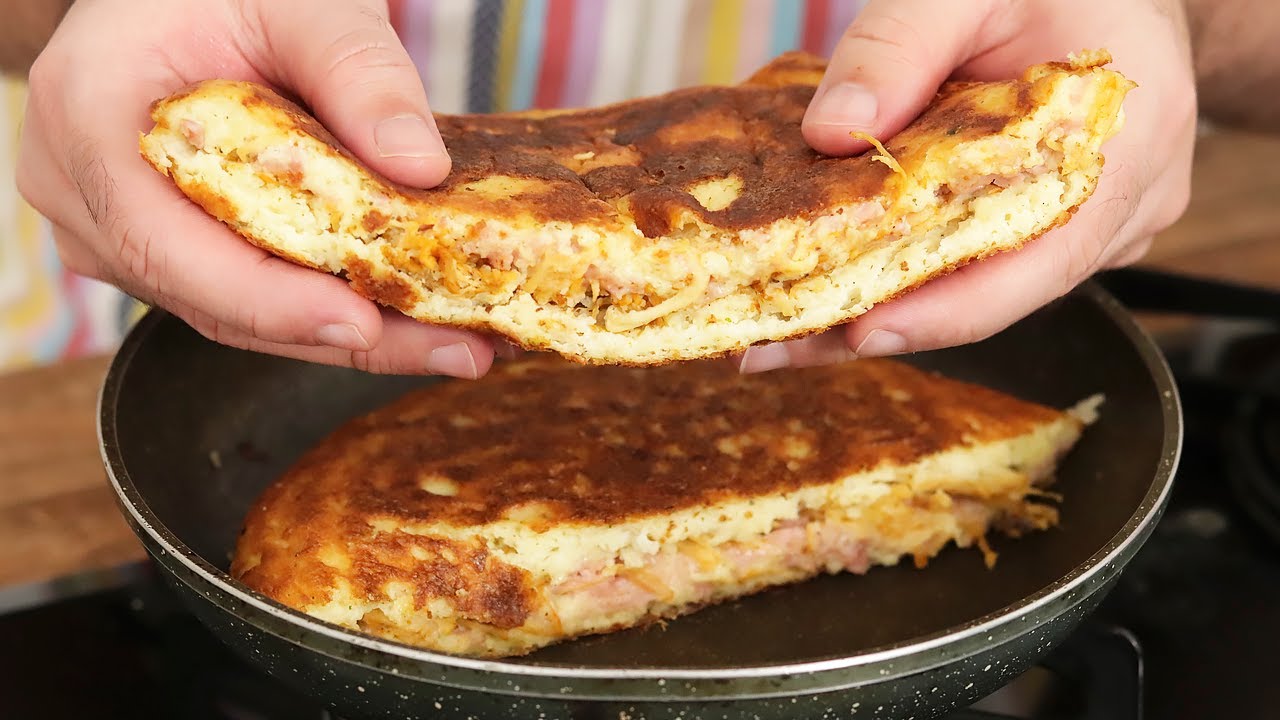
xmin=1 ymin=272 xmax=1277 ymax=720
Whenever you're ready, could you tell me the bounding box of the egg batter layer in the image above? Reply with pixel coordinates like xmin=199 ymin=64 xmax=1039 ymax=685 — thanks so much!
xmin=139 ymin=50 xmax=1133 ymax=365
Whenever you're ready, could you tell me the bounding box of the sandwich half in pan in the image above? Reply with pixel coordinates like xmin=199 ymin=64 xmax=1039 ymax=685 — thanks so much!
xmin=230 ymin=357 xmax=1100 ymax=658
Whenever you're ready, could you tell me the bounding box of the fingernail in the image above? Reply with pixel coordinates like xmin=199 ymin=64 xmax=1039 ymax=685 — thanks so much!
xmin=493 ymin=340 xmax=522 ymax=361
xmin=315 ymin=322 xmax=370 ymax=351
xmin=427 ymin=342 xmax=478 ymax=379
xmin=810 ymin=82 xmax=878 ymax=128
xmin=737 ymin=344 xmax=791 ymax=374
xmin=375 ymin=114 xmax=445 ymax=158
xmin=854 ymin=329 xmax=909 ymax=357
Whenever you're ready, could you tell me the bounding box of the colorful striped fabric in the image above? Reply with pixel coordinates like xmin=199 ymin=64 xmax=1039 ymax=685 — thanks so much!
xmin=0 ymin=76 xmax=132 ymax=370
xmin=390 ymin=0 xmax=866 ymax=113
xmin=0 ymin=0 xmax=867 ymax=371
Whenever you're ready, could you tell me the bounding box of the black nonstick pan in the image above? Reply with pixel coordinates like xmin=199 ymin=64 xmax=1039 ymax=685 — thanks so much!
xmin=98 ymin=280 xmax=1181 ymax=720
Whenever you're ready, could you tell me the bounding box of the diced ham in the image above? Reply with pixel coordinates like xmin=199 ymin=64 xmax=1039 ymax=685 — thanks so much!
xmin=721 ymin=522 xmax=810 ymax=579
xmin=810 ymin=523 xmax=871 ymax=574
xmin=951 ymin=497 xmax=995 ymax=529
xmin=549 ymin=518 xmax=877 ymax=622
xmin=647 ymin=550 xmax=701 ymax=597
xmin=179 ymin=119 xmax=205 ymax=148
xmin=846 ymin=200 xmax=885 ymax=224
xmin=256 ymin=144 xmax=305 ymax=177
xmin=561 ymin=575 xmax=655 ymax=617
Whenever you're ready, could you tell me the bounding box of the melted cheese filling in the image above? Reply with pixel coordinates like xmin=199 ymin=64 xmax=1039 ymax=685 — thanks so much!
xmin=144 ymin=67 xmax=1097 ymax=337
xmin=344 ymin=487 xmax=1055 ymax=657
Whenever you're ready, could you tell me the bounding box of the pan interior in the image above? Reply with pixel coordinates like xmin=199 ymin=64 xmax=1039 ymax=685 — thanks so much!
xmin=107 ymin=288 xmax=1170 ymax=670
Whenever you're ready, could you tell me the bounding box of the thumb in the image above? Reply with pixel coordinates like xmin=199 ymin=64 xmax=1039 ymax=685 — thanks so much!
xmin=255 ymin=0 xmax=450 ymax=188
xmin=801 ymin=0 xmax=1004 ymax=155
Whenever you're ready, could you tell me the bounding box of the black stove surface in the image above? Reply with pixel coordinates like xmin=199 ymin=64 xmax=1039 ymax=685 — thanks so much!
xmin=0 ymin=569 xmax=1144 ymax=720
xmin=2 ymin=302 xmax=1278 ymax=719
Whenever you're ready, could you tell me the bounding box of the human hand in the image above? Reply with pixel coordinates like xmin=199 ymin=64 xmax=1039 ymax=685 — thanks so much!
xmin=16 ymin=0 xmax=495 ymax=377
xmin=737 ymin=0 xmax=1196 ymax=373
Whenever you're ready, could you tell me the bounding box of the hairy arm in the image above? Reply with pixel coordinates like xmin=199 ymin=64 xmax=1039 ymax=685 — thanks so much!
xmin=0 ymin=0 xmax=74 ymax=75
xmin=1187 ymin=0 xmax=1280 ymax=133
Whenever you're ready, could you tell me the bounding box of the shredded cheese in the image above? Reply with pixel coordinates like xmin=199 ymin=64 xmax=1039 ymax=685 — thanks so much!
xmin=603 ymin=267 xmax=711 ymax=332
xmin=624 ymin=568 xmax=675 ymax=602
xmin=678 ymin=540 xmax=723 ymax=572
xmin=851 ymin=130 xmax=928 ymax=218
xmin=851 ymin=131 xmax=906 ymax=177
xmin=976 ymin=534 xmax=998 ymax=570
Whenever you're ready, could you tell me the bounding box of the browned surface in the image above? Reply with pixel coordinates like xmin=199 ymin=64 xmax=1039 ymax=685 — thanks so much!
xmin=235 ymin=527 xmax=536 ymax=630
xmin=233 ymin=357 xmax=1065 ymax=535
xmin=148 ymin=51 xmax=1124 ymax=238
xmin=0 ymin=355 xmax=144 ymax=588
xmin=346 ymin=256 xmax=419 ymax=312
xmin=140 ymin=52 xmax=1134 ymax=366
xmin=229 ymin=355 xmax=1069 ymax=649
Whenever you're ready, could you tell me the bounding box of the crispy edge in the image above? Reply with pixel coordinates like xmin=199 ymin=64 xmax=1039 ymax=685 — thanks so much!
xmin=137 ymin=53 xmax=1118 ymax=367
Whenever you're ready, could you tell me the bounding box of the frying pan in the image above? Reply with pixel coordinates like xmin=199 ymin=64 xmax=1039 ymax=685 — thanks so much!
xmin=98 ymin=280 xmax=1181 ymax=720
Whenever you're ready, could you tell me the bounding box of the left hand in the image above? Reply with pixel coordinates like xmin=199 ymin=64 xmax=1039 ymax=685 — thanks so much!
xmin=735 ymin=0 xmax=1196 ymax=373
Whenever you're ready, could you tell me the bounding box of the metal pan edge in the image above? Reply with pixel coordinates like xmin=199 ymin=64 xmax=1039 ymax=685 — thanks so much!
xmin=97 ymin=280 xmax=1182 ymax=701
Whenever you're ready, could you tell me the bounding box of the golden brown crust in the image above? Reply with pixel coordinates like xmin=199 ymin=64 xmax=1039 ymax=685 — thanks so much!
xmin=345 ymin=256 xmax=419 ymax=313
xmin=239 ymin=357 xmax=1064 ymax=530
xmin=230 ymin=356 xmax=1083 ymax=652
xmin=141 ymin=50 xmax=1131 ymax=366
xmin=145 ymin=51 xmax=1082 ymax=236
xmin=234 ymin=502 xmax=536 ymax=629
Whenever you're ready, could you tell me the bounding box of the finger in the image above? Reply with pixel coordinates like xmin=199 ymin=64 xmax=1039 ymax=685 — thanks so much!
xmin=837 ymin=116 xmax=1159 ymax=357
xmin=37 ymin=132 xmax=373 ymax=353
xmin=733 ymin=331 xmax=856 ymax=375
xmin=15 ymin=122 xmax=114 ymax=282
xmin=1096 ymin=166 xmax=1183 ymax=271
xmin=34 ymin=55 xmax=391 ymax=353
xmin=49 ymin=223 xmax=103 ymax=279
xmin=491 ymin=338 xmax=525 ymax=361
xmin=1105 ymin=235 xmax=1153 ymax=269
xmin=53 ymin=64 xmax=410 ymax=355
xmin=179 ymin=305 xmax=494 ymax=378
xmin=254 ymin=0 xmax=450 ymax=188
xmin=17 ymin=170 xmax=97 ymax=282
xmin=14 ymin=106 xmax=84 ymax=233
xmin=54 ymin=57 xmax=486 ymax=361
xmin=114 ymin=173 xmax=396 ymax=350
xmin=844 ymin=205 xmax=1139 ymax=357
xmin=802 ymin=0 xmax=1007 ymax=155
xmin=841 ymin=237 xmax=1078 ymax=357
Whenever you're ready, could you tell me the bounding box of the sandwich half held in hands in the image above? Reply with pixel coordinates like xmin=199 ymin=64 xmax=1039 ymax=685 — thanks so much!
xmin=140 ymin=50 xmax=1134 ymax=365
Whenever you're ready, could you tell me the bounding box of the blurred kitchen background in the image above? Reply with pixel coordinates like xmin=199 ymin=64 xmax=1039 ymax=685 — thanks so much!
xmin=3 ymin=3 xmax=1280 ymax=718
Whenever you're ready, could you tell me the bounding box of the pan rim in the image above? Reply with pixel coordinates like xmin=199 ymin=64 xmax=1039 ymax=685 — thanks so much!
xmin=98 ymin=281 xmax=1182 ymax=685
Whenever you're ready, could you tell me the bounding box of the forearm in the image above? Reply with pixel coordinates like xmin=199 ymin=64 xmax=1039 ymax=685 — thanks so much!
xmin=1186 ymin=0 xmax=1280 ymax=133
xmin=0 ymin=0 xmax=74 ymax=76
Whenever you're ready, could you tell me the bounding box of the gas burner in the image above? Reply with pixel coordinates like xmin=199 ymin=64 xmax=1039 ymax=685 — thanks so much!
xmin=1098 ymin=268 xmax=1280 ymax=546
xmin=1158 ymin=323 xmax=1280 ymax=547
xmin=1224 ymin=344 xmax=1280 ymax=546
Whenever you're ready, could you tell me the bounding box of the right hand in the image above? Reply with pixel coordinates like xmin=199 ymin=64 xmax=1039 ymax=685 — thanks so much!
xmin=17 ymin=0 xmax=496 ymax=378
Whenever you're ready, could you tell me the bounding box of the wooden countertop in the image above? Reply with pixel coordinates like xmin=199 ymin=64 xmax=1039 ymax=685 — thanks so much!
xmin=3 ymin=128 xmax=1280 ymax=590
xmin=0 ymin=354 xmax=142 ymax=588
